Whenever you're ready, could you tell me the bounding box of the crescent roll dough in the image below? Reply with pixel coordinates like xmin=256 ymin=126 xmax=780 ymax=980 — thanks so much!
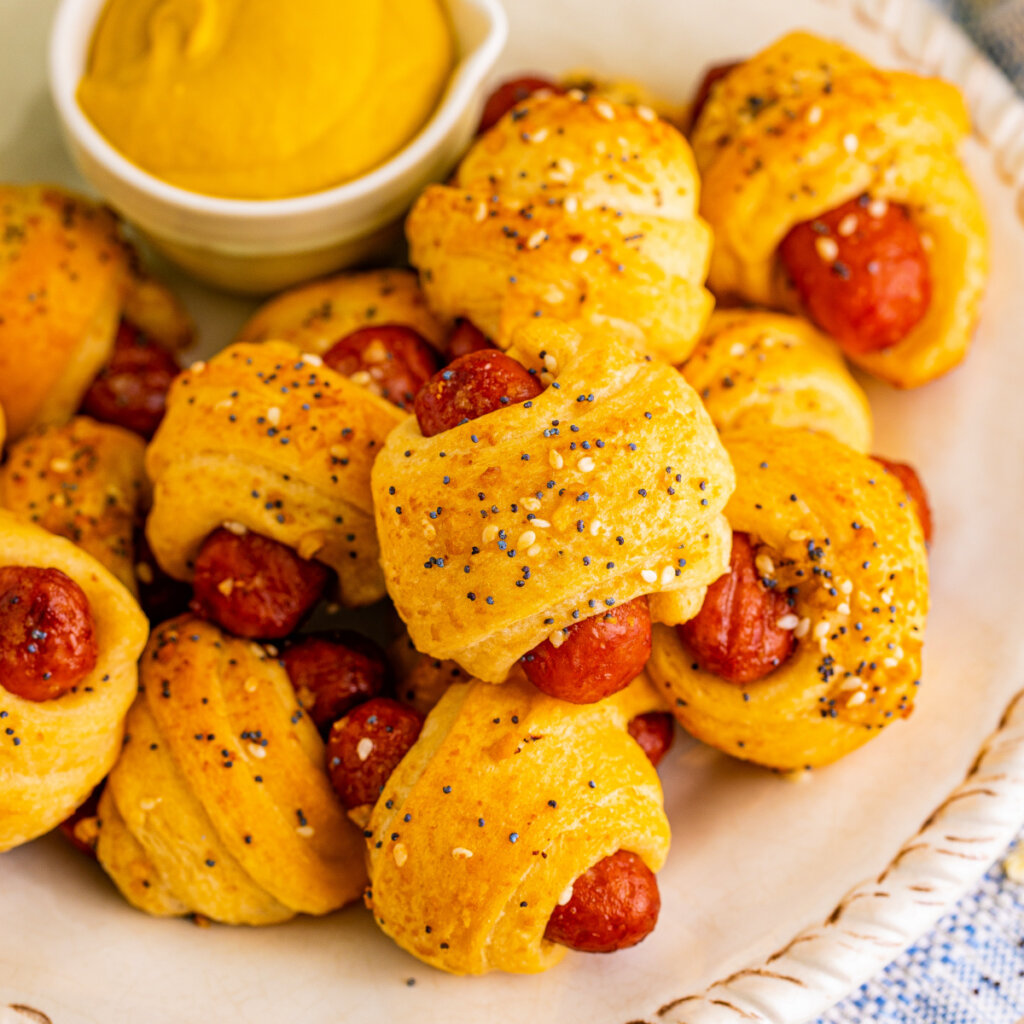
xmin=647 ymin=428 xmax=929 ymax=770
xmin=365 ymin=674 xmax=670 ymax=974
xmin=371 ymin=319 xmax=734 ymax=682
xmin=0 ymin=511 xmax=147 ymax=852
xmin=94 ymin=616 xmax=366 ymax=924
xmin=0 ymin=185 xmax=193 ymax=440
xmin=681 ymin=310 xmax=872 ymax=451
xmin=0 ymin=417 xmax=148 ymax=594
xmin=389 ymin=630 xmax=471 ymax=717
xmin=691 ymin=32 xmax=989 ymax=388
xmin=407 ymin=91 xmax=714 ymax=362
xmin=559 ymin=73 xmax=686 ymax=129
xmin=146 ymin=341 xmax=405 ymax=607
xmin=235 ymin=268 xmax=446 ymax=353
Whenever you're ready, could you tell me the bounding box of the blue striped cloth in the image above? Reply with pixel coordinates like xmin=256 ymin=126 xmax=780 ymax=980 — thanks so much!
xmin=818 ymin=838 xmax=1024 ymax=1022
xmin=937 ymin=0 xmax=1024 ymax=93
xmin=816 ymin=6 xmax=1024 ymax=1021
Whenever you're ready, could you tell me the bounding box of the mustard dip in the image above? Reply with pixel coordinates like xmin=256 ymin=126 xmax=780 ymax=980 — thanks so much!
xmin=78 ymin=0 xmax=455 ymax=200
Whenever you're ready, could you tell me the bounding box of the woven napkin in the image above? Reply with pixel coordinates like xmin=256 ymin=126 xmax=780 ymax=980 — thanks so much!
xmin=935 ymin=0 xmax=1024 ymax=91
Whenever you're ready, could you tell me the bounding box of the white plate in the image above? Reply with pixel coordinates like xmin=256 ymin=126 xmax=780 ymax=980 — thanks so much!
xmin=2 ymin=1 xmax=1024 ymax=1022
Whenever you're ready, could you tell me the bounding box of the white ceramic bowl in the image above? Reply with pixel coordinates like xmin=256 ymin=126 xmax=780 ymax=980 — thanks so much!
xmin=48 ymin=0 xmax=507 ymax=294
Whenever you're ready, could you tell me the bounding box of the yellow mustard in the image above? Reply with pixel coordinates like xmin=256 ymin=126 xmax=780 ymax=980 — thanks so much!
xmin=77 ymin=0 xmax=454 ymax=200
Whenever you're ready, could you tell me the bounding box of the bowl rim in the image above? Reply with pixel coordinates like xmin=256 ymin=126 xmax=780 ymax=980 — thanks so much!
xmin=48 ymin=0 xmax=508 ymax=222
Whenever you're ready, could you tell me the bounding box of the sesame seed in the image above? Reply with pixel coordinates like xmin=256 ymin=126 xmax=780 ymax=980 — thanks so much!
xmin=393 ymin=843 xmax=408 ymax=867
xmin=815 ymin=236 xmax=839 ymax=262
xmin=527 ymin=229 xmax=547 ymax=250
xmin=297 ymin=825 xmax=315 ymax=838
xmin=777 ymin=613 xmax=800 ymax=630
xmin=362 ymin=339 xmax=390 ymax=364
xmin=594 ymin=100 xmax=615 ymax=121
xmin=813 ymin=620 xmax=831 ymax=641
xmin=636 ymin=104 xmax=656 ymax=122
xmin=795 ymin=617 xmax=812 ymax=639
xmin=848 ymin=691 xmax=867 ymax=707
xmin=301 ymin=353 xmax=323 ymax=366
xmin=842 ymin=133 xmax=859 ymax=153
xmin=578 ymin=456 xmax=595 ymax=473
xmin=482 ymin=524 xmax=499 ymax=544
xmin=807 ymin=104 xmax=822 ymax=125
xmin=563 ymin=195 xmax=579 ymax=213
xmin=837 ymin=213 xmax=858 ymax=237
xmin=548 ymin=629 xmax=566 ymax=648
xmin=266 ymin=406 xmax=281 ymax=426
xmin=640 ymin=569 xmax=658 ymax=584
xmin=474 ymin=202 xmax=487 ymax=223
xmin=551 ymin=157 xmax=575 ymax=181
xmin=570 ymin=247 xmax=589 ymax=263
xmin=452 ymin=847 xmax=474 ymax=859
xmin=356 ymin=738 xmax=374 ymax=761
xmin=867 ymin=197 xmax=889 ymax=218
xmin=518 ymin=531 xmax=536 ymax=549
xmin=549 ymin=450 xmax=564 ymax=469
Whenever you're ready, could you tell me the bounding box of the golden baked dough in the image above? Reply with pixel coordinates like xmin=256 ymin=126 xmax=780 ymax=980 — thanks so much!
xmin=559 ymin=72 xmax=686 ymax=128
xmin=146 ymin=341 xmax=405 ymax=607
xmin=371 ymin=318 xmax=734 ymax=682
xmin=365 ymin=674 xmax=670 ymax=974
xmin=94 ymin=615 xmax=366 ymax=924
xmin=235 ymin=268 xmax=447 ymax=354
xmin=647 ymin=428 xmax=929 ymax=769
xmin=388 ymin=631 xmax=471 ymax=716
xmin=681 ymin=310 xmax=872 ymax=451
xmin=691 ymin=32 xmax=989 ymax=388
xmin=0 ymin=510 xmax=147 ymax=852
xmin=119 ymin=272 xmax=195 ymax=355
xmin=0 ymin=185 xmax=193 ymax=440
xmin=407 ymin=90 xmax=714 ymax=362
xmin=0 ymin=417 xmax=148 ymax=593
